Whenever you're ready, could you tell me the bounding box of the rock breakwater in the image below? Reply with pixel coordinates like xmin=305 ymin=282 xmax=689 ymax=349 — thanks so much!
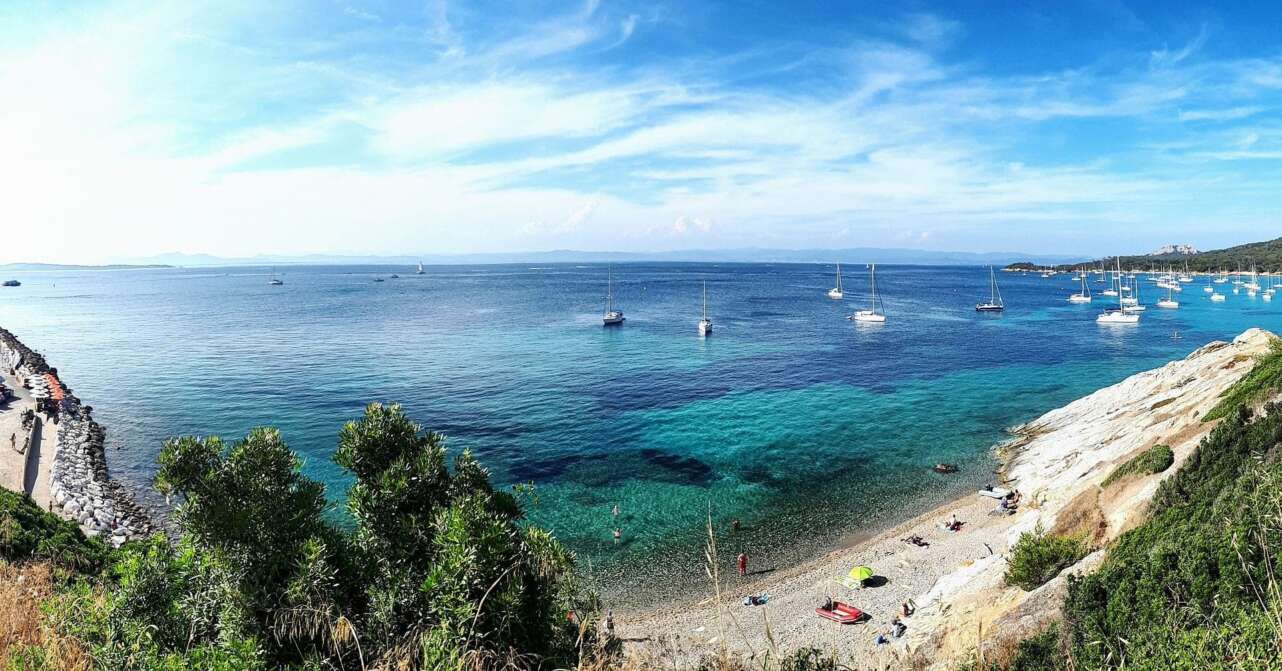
xmin=0 ymin=327 xmax=153 ymax=546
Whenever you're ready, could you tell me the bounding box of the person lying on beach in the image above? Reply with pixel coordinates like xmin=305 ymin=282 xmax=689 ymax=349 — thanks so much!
xmin=902 ymin=534 xmax=929 ymax=547
xmin=892 ymin=619 xmax=907 ymax=639
xmin=874 ymin=632 xmax=889 ymax=646
xmin=901 ymin=600 xmax=916 ymax=617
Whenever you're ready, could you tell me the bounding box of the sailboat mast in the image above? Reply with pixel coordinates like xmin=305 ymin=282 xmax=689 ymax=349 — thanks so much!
xmin=702 ymin=281 xmax=708 ymax=320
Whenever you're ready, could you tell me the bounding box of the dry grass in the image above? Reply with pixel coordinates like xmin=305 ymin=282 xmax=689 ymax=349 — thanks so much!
xmin=0 ymin=561 xmax=89 ymax=671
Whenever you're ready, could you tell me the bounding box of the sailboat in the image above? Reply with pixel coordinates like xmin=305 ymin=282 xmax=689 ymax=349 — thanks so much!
xmin=849 ymin=264 xmax=886 ymax=323
xmin=1068 ymin=270 xmax=1092 ymax=303
xmin=1156 ymin=279 xmax=1179 ymax=309
xmin=603 ymin=267 xmax=625 ymax=326
xmin=416 ymin=261 xmax=425 ymax=275
xmin=268 ymin=268 xmax=284 ymax=286
xmin=1101 ymin=262 xmax=1119 ymax=297
xmin=1098 ymin=257 xmax=1139 ymax=323
xmin=827 ymin=263 xmax=844 ymax=299
xmin=698 ymin=281 xmax=712 ymax=336
xmin=1124 ymin=274 xmax=1146 ymax=312
xmin=976 ymin=266 xmax=1004 ymax=312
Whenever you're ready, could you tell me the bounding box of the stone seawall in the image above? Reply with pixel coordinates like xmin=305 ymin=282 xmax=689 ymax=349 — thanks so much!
xmin=0 ymin=327 xmax=154 ymax=546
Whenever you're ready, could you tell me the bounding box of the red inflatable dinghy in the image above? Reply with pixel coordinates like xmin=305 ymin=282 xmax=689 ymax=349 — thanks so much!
xmin=815 ymin=601 xmax=865 ymax=624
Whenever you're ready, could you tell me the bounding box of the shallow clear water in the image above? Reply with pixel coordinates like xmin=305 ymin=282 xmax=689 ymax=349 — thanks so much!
xmin=0 ymin=264 xmax=1275 ymax=603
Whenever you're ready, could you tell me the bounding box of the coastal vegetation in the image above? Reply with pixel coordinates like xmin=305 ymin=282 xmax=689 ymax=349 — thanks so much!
xmin=1005 ymin=235 xmax=1282 ymax=274
xmin=1099 ymin=443 xmax=1173 ymax=488
xmin=1003 ymin=527 xmax=1088 ymax=592
xmin=1 ymin=403 xmax=604 ymax=670
xmin=1203 ymin=339 xmax=1282 ymax=421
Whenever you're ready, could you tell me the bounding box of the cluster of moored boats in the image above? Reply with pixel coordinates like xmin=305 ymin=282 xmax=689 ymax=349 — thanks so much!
xmin=1024 ymin=258 xmax=1279 ymax=324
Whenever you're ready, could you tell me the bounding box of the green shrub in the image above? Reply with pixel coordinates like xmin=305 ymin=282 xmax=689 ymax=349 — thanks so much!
xmin=46 ymin=404 xmax=601 ymax=670
xmin=1203 ymin=338 xmax=1282 ymax=421
xmin=1064 ymin=401 xmax=1282 ymax=669
xmin=1101 ymin=444 xmax=1174 ymax=487
xmin=1004 ymin=527 xmax=1088 ymax=592
xmin=0 ymin=488 xmax=107 ymax=574
xmin=1006 ymin=624 xmax=1065 ymax=671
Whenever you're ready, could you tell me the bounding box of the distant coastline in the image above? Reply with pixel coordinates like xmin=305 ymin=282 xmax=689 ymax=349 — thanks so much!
xmin=0 ymin=263 xmax=173 ymax=271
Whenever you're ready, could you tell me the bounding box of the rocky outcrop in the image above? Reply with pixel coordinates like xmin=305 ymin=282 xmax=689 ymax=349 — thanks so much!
xmin=907 ymin=328 xmax=1277 ymax=667
xmin=0 ymin=327 xmax=154 ymax=547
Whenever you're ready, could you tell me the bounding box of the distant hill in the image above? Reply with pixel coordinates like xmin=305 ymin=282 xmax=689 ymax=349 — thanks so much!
xmin=1006 ymin=237 xmax=1282 ymax=273
xmin=0 ymin=263 xmax=172 ymax=271
xmin=119 ymin=248 xmax=1087 ymax=268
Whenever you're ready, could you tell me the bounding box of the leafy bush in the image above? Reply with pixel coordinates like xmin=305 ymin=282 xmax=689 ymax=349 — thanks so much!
xmin=1101 ymin=444 xmax=1174 ymax=487
xmin=43 ymin=404 xmax=600 ymax=670
xmin=1203 ymin=338 xmax=1282 ymax=421
xmin=1063 ymin=402 xmax=1282 ymax=669
xmin=1004 ymin=527 xmax=1088 ymax=592
xmin=0 ymin=488 xmax=107 ymax=574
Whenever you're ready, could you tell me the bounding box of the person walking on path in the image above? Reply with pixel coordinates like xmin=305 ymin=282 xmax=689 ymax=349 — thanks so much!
xmin=736 ymin=552 xmax=748 ymax=577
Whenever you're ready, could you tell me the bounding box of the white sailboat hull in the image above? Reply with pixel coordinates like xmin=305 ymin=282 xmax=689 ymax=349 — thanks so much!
xmin=827 ymin=289 xmax=843 ymax=299
xmin=698 ymin=319 xmax=712 ymax=335
xmin=851 ymin=311 xmax=886 ymax=323
xmin=1097 ymin=311 xmax=1140 ymax=324
xmin=1067 ymin=295 xmax=1092 ymax=303
xmin=603 ymin=311 xmax=625 ymax=326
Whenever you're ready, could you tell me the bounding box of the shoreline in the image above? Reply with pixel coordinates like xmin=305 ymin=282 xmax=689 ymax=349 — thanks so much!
xmin=619 ymin=329 xmax=1278 ymax=668
xmin=0 ymin=327 xmax=154 ymax=545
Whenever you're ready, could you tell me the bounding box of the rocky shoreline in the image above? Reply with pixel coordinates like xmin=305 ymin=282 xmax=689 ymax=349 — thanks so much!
xmin=0 ymin=327 xmax=154 ymax=546
xmin=623 ymin=328 xmax=1278 ymax=669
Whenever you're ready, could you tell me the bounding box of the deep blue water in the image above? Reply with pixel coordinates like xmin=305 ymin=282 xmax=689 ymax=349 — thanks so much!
xmin=1 ymin=264 xmax=1277 ymax=603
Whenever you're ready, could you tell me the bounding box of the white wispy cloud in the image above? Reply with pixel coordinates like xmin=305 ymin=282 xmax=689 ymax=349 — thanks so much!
xmin=2 ymin=2 xmax=1281 ymax=263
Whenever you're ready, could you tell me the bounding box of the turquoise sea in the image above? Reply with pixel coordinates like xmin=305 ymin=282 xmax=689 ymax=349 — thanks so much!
xmin=0 ymin=264 xmax=1276 ymax=604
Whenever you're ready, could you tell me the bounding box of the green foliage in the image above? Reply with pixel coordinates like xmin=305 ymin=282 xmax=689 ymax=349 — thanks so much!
xmin=1203 ymin=338 xmax=1282 ymax=422
xmin=1005 ymin=624 xmax=1066 ymax=671
xmin=1101 ymin=444 xmax=1174 ymax=487
xmin=41 ymin=404 xmax=599 ymax=670
xmin=1063 ymin=402 xmax=1282 ymax=669
xmin=337 ymin=402 xmax=595 ymax=667
xmin=1004 ymin=527 xmax=1088 ymax=592
xmin=0 ymin=487 xmax=107 ymax=573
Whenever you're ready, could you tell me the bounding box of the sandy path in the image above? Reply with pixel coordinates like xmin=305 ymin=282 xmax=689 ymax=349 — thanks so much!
xmin=621 ymin=488 xmax=1026 ymax=664
xmin=0 ymin=370 xmax=36 ymax=493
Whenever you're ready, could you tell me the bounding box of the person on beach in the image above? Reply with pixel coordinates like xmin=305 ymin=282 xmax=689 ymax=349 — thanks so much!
xmin=901 ymin=600 xmax=915 ymax=617
xmin=874 ymin=632 xmax=889 ymax=646
xmin=892 ymin=618 xmax=907 ymax=638
xmin=612 ymin=503 xmax=619 ymax=518
xmin=736 ymin=552 xmax=748 ymax=577
xmin=612 ymin=528 xmax=621 ymax=543
xmin=730 ymin=518 xmax=741 ymax=533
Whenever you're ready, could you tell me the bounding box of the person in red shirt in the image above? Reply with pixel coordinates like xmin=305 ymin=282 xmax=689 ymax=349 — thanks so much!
xmin=736 ymin=552 xmax=748 ymax=577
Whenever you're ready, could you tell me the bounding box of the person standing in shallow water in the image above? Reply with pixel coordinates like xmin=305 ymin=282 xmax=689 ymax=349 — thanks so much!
xmin=736 ymin=552 xmax=748 ymax=577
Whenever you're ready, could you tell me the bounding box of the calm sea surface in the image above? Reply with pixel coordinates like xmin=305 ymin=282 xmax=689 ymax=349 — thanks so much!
xmin=0 ymin=264 xmax=1276 ymax=603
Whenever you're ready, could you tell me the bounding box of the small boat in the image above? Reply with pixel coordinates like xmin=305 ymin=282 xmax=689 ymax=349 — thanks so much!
xmin=1097 ymin=309 xmax=1138 ymax=324
xmin=1211 ymin=292 xmax=1226 ymax=302
xmin=934 ymin=463 xmax=959 ymax=474
xmin=390 ymin=274 xmax=400 ymax=279
xmin=1155 ymin=279 xmax=1178 ymax=309
xmin=416 ymin=261 xmax=425 ymax=275
xmin=1098 ymin=257 xmax=1139 ymax=323
xmin=849 ymin=264 xmax=886 ymax=323
xmin=268 ymin=268 xmax=284 ymax=286
xmin=975 ymin=266 xmax=1004 ymax=312
xmin=827 ymin=263 xmax=844 ymax=299
xmin=373 ymin=276 xmax=385 ymax=282
xmin=698 ymin=281 xmax=712 ymax=336
xmin=603 ymin=266 xmax=625 ymax=326
xmin=1 ymin=280 xmax=20 ymax=287
xmin=815 ymin=601 xmax=866 ymax=624
xmin=1068 ymin=272 xmax=1092 ymax=303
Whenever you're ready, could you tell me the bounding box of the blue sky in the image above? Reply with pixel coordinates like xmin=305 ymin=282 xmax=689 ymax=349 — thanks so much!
xmin=2 ymin=1 xmax=1281 ymax=263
